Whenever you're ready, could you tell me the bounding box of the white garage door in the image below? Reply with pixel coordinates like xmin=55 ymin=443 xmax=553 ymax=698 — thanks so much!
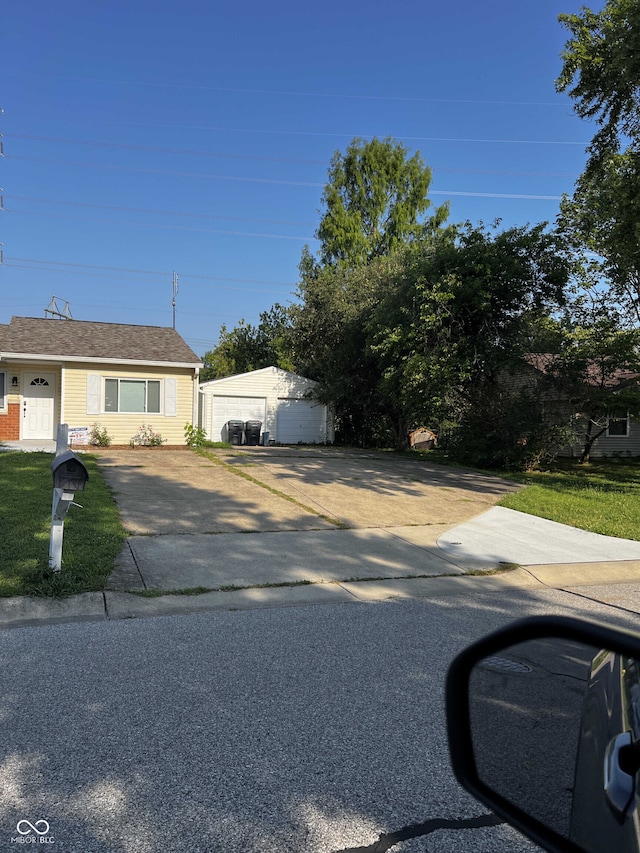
xmin=277 ymin=398 xmax=326 ymax=444
xmin=210 ymin=396 xmax=266 ymax=442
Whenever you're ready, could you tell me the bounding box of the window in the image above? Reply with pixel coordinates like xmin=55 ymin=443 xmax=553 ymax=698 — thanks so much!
xmin=0 ymin=372 xmax=5 ymax=411
xmin=607 ymin=411 xmax=629 ymax=437
xmin=104 ymin=379 xmax=161 ymax=414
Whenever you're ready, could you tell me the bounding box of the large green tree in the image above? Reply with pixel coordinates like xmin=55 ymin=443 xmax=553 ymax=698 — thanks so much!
xmin=293 ymin=221 xmax=572 ymax=454
xmin=314 ymin=136 xmax=448 ymax=269
xmin=556 ymin=0 xmax=640 ymax=323
xmin=366 ymin=222 xmax=571 ymax=455
xmin=556 ymin=0 xmax=640 ymax=176
xmin=558 ymin=152 xmax=640 ymax=325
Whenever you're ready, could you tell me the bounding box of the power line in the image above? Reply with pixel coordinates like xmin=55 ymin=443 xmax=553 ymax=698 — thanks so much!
xmin=5 ymin=208 xmax=317 ymax=241
xmin=4 ymin=129 xmax=589 ymax=150
xmin=17 ymin=72 xmax=572 ymax=108
xmin=439 ymin=190 xmax=562 ymax=200
xmin=5 ymin=157 xmax=324 ymax=188
xmin=6 ymin=182 xmax=562 ymax=243
xmin=6 ymin=154 xmax=579 ymax=189
xmin=3 ymin=256 xmax=297 ymax=287
xmin=2 ymin=264 xmax=296 ymax=294
xmin=5 ymin=133 xmax=328 ymax=166
xmin=6 ymin=195 xmax=318 ymax=227
xmin=3 ymin=190 xmax=565 ymax=234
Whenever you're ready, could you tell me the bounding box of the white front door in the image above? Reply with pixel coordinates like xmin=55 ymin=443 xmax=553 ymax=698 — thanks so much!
xmin=22 ymin=373 xmax=56 ymax=439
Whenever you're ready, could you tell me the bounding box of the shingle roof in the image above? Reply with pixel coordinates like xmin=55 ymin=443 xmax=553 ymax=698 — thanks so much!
xmin=0 ymin=316 xmax=201 ymax=365
xmin=524 ymin=352 xmax=639 ymax=388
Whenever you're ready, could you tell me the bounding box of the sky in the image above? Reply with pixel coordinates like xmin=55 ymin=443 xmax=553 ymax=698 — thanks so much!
xmin=1 ymin=0 xmax=600 ymax=358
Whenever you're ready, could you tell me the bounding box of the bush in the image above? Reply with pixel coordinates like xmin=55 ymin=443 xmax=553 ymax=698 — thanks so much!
xmin=440 ymin=389 xmax=574 ymax=471
xmin=89 ymin=422 xmax=112 ymax=447
xmin=184 ymin=422 xmax=207 ymax=448
xmin=131 ymin=424 xmax=166 ymax=447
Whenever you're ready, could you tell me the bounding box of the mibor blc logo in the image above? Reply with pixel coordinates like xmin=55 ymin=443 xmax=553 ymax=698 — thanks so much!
xmin=11 ymin=819 xmax=55 ymax=844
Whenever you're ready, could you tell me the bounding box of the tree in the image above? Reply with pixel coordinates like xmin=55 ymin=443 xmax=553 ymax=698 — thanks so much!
xmin=558 ymin=152 xmax=640 ymax=325
xmin=556 ymin=0 xmax=640 ymax=177
xmin=366 ymin=222 xmax=572 ymax=455
xmin=314 ymin=136 xmax=448 ymax=268
xmin=291 ymin=253 xmax=390 ymax=445
xmin=200 ymin=306 xmax=294 ymax=381
xmin=293 ymin=220 xmax=572 ymax=455
xmin=542 ymin=299 xmax=640 ymax=463
xmin=556 ymin=1 xmax=640 ymax=324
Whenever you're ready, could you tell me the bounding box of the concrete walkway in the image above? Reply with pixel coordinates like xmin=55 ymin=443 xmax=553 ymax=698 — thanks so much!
xmin=3 ymin=505 xmax=640 ymax=629
xmin=2 ymin=445 xmax=640 ymax=628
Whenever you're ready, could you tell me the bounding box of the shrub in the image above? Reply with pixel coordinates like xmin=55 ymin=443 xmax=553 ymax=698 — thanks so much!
xmin=89 ymin=422 xmax=112 ymax=447
xmin=184 ymin=422 xmax=207 ymax=448
xmin=131 ymin=424 xmax=166 ymax=447
xmin=440 ymin=389 xmax=574 ymax=471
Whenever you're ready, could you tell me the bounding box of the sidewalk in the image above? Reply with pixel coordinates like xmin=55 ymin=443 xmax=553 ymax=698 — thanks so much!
xmin=3 ymin=507 xmax=640 ymax=629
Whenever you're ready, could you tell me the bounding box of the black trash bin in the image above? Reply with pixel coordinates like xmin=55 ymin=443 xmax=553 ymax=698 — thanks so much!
xmin=244 ymin=420 xmax=262 ymax=446
xmin=227 ymin=420 xmax=245 ymax=446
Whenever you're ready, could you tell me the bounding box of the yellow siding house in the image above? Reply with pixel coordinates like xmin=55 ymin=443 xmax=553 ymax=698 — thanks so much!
xmin=0 ymin=316 xmax=202 ymax=446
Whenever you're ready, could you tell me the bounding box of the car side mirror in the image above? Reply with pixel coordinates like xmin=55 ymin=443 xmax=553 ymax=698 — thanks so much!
xmin=446 ymin=616 xmax=640 ymax=853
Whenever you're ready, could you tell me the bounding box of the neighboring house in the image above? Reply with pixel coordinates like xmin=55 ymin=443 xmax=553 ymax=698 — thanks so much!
xmin=199 ymin=366 xmax=334 ymax=444
xmin=0 ymin=316 xmax=202 ymax=445
xmin=513 ymin=354 xmax=640 ymax=458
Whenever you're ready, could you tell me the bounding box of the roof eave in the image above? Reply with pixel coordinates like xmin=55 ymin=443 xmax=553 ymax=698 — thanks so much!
xmin=0 ymin=352 xmax=202 ymax=369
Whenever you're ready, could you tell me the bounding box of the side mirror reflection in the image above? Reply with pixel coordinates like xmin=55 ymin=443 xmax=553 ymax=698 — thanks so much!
xmin=469 ymin=636 xmax=594 ymax=842
xmin=447 ymin=617 xmax=640 ymax=853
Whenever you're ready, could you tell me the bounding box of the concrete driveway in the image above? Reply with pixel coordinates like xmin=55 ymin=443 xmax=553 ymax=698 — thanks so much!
xmin=94 ymin=446 xmax=518 ymax=591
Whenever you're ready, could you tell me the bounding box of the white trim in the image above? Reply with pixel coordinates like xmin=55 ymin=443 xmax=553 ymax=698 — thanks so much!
xmin=200 ymin=366 xmax=316 ymax=389
xmin=607 ymin=412 xmax=630 ymax=437
xmin=60 ymin=366 xmax=66 ymax=423
xmin=0 ymin=352 xmax=201 ymax=369
xmin=102 ymin=377 xmax=164 ymax=415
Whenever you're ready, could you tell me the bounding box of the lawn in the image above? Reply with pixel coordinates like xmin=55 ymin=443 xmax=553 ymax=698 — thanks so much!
xmin=0 ymin=451 xmax=127 ymax=597
xmin=498 ymin=458 xmax=640 ymax=541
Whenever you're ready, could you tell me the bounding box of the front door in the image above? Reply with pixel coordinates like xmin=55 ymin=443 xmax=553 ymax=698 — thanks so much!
xmin=22 ymin=373 xmax=56 ymax=439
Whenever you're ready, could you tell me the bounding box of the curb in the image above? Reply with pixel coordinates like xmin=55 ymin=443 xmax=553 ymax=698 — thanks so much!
xmin=3 ymin=561 xmax=640 ymax=630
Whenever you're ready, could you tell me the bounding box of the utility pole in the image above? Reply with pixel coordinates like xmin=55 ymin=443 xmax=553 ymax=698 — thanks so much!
xmin=45 ymin=297 xmax=73 ymax=319
xmin=172 ymin=271 xmax=179 ymax=329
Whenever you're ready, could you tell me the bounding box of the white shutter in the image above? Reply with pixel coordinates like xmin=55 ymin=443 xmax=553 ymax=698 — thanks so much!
xmin=86 ymin=374 xmax=100 ymax=415
xmin=164 ymin=378 xmax=177 ymax=416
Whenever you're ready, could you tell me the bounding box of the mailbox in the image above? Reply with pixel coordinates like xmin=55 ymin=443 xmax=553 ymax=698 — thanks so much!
xmin=51 ymin=450 xmax=89 ymax=492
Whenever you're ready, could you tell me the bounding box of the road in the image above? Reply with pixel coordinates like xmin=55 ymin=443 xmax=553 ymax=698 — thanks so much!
xmin=2 ymin=581 xmax=639 ymax=852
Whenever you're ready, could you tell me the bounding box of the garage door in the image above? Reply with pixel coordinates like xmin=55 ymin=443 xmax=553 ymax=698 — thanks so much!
xmin=277 ymin=398 xmax=326 ymax=444
xmin=210 ymin=396 xmax=266 ymax=442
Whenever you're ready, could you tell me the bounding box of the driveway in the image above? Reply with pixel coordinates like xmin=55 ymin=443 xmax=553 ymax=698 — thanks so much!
xmin=94 ymin=446 xmax=518 ymax=591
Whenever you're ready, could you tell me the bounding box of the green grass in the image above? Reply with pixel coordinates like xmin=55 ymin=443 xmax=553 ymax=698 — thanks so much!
xmin=498 ymin=459 xmax=640 ymax=541
xmin=0 ymin=452 xmax=127 ymax=597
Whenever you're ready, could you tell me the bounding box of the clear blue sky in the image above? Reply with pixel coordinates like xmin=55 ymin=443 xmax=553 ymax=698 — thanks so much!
xmin=1 ymin=0 xmax=598 ymax=357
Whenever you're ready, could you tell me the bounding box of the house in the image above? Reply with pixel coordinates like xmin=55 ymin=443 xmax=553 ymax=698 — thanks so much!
xmin=199 ymin=366 xmax=334 ymax=445
xmin=513 ymin=354 xmax=640 ymax=458
xmin=0 ymin=316 xmax=202 ymax=446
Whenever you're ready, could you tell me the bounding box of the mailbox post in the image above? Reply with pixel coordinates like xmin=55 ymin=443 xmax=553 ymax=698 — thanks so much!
xmin=49 ymin=449 xmax=89 ymax=571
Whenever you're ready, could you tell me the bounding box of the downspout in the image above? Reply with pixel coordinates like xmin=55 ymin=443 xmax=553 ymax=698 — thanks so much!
xmin=193 ymin=368 xmax=200 ymax=428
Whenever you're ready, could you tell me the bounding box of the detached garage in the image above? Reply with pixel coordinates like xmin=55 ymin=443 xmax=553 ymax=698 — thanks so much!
xmin=199 ymin=367 xmax=333 ymax=445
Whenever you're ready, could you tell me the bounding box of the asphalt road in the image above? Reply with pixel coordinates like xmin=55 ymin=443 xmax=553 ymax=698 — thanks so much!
xmin=2 ymin=584 xmax=640 ymax=853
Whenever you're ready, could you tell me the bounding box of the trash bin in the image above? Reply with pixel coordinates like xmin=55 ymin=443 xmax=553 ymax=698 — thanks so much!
xmin=262 ymin=431 xmax=270 ymax=446
xmin=244 ymin=420 xmax=262 ymax=446
xmin=227 ymin=420 xmax=244 ymax=446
